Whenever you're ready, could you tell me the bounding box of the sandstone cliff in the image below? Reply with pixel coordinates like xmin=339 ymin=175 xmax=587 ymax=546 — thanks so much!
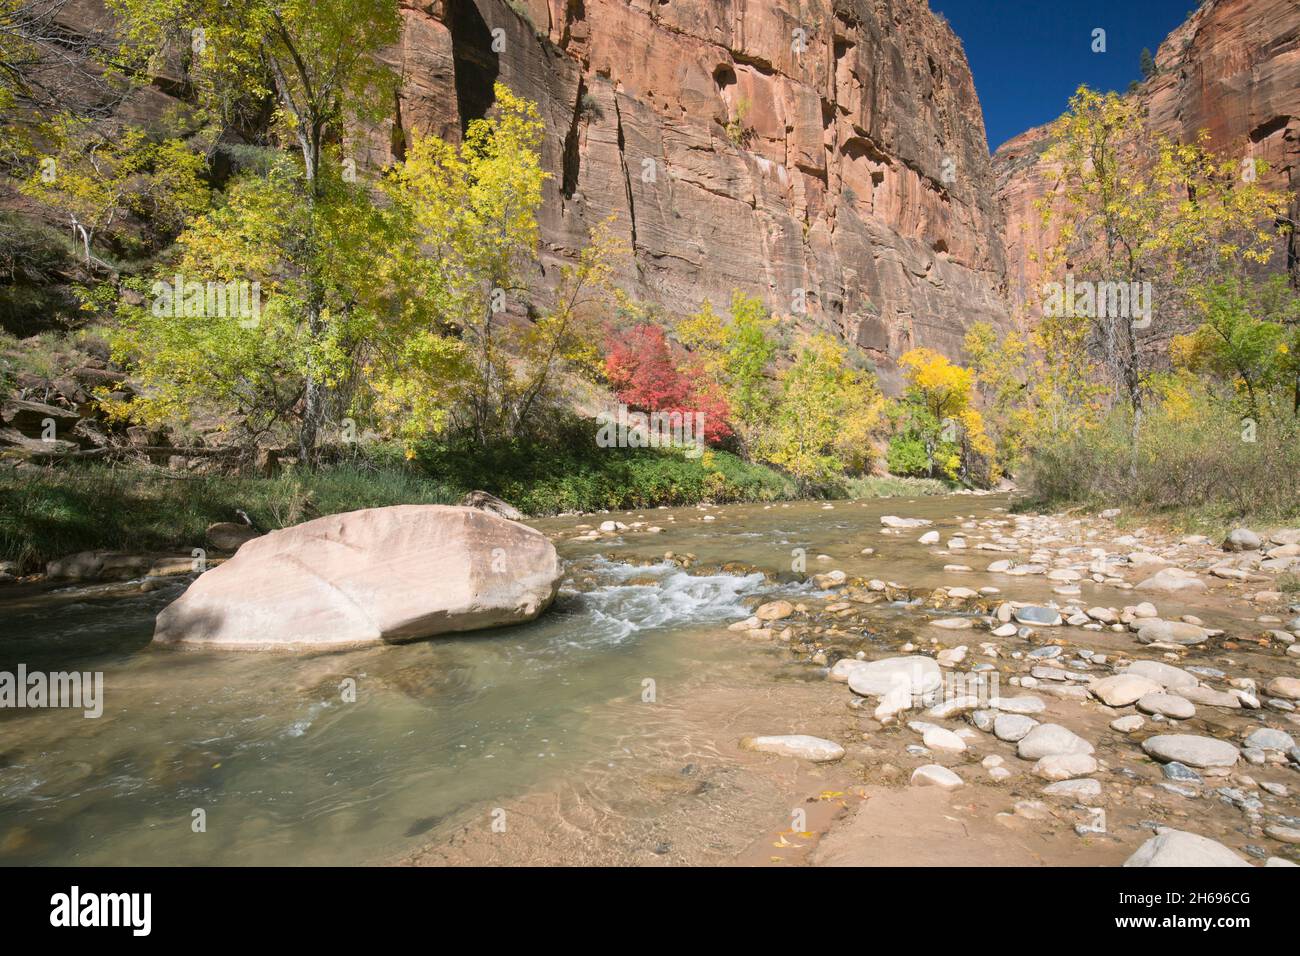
xmin=14 ymin=0 xmax=1015 ymax=380
xmin=368 ymin=0 xmax=1012 ymax=380
xmin=996 ymin=0 xmax=1300 ymax=319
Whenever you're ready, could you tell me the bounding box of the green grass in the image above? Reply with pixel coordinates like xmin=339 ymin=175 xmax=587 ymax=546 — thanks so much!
xmin=0 ymin=429 xmax=804 ymax=570
xmin=1 ymin=419 xmax=970 ymax=572
xmin=414 ymin=426 xmax=800 ymax=515
xmin=840 ymin=474 xmax=954 ymax=498
xmin=0 ymin=462 xmax=459 ymax=572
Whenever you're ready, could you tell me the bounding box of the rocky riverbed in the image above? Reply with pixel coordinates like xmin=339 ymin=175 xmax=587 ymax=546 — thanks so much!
xmin=4 ymin=494 xmax=1298 ymax=866
xmin=406 ymin=496 xmax=1300 ymax=866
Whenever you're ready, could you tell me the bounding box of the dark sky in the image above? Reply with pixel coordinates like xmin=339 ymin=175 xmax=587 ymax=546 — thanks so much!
xmin=930 ymin=0 xmax=1204 ymax=152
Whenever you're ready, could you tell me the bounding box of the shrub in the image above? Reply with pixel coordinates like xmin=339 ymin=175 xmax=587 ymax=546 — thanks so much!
xmin=603 ymin=322 xmax=733 ymax=445
xmin=414 ymin=418 xmax=796 ymax=514
xmin=886 ymin=434 xmax=932 ymax=477
xmin=1021 ymin=403 xmax=1300 ymax=522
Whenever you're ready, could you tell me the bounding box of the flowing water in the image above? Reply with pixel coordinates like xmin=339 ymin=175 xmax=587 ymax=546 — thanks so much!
xmin=0 ymin=496 xmax=1011 ymax=865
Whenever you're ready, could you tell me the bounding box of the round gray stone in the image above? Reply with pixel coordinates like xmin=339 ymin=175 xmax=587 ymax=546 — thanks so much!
xmin=1142 ymin=734 xmax=1239 ymax=768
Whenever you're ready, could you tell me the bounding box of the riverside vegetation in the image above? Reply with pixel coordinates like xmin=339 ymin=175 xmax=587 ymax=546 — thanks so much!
xmin=0 ymin=3 xmax=1297 ymax=570
xmin=1 ymin=0 xmax=1298 ymax=871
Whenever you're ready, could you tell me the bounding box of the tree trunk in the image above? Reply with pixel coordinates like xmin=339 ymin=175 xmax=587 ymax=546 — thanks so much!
xmin=294 ymin=121 xmax=326 ymax=466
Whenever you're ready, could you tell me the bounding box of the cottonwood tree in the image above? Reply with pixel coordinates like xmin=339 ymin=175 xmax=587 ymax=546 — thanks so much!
xmin=113 ymin=85 xmax=620 ymax=460
xmin=1173 ymin=275 xmax=1300 ymax=418
xmin=757 ymin=334 xmax=882 ymax=489
xmin=108 ymin=0 xmax=402 ymax=463
xmin=110 ymin=154 xmax=397 ymax=457
xmin=1037 ymin=86 xmax=1287 ymax=442
xmin=888 ymin=347 xmax=997 ymax=484
xmin=379 ymin=86 xmax=622 ymax=446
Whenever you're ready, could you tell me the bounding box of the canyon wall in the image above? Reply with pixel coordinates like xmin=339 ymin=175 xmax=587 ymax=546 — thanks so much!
xmin=996 ymin=0 xmax=1300 ymax=319
xmin=370 ymin=0 xmax=1010 ymax=382
xmin=17 ymin=0 xmax=1012 ymax=380
xmin=7 ymin=0 xmax=1012 ymax=383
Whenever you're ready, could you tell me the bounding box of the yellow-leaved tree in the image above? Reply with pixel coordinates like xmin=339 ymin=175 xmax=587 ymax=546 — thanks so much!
xmin=1036 ymin=85 xmax=1288 ymax=442
xmin=757 ymin=334 xmax=882 ymax=489
xmin=379 ymin=85 xmax=622 ymax=446
xmin=675 ymin=290 xmax=778 ymax=450
xmin=888 ymin=347 xmax=997 ymax=484
xmin=108 ymin=0 xmax=402 ymax=462
xmin=20 ymin=116 xmax=211 ymax=265
xmin=112 ymin=83 xmax=619 ymax=460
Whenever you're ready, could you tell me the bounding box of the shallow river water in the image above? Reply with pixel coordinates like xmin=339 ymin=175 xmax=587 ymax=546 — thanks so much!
xmin=8 ymin=493 xmax=1286 ymax=867
xmin=0 ymin=496 xmax=987 ymax=865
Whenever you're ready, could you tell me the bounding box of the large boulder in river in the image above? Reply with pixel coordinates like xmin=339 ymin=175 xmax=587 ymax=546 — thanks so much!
xmin=154 ymin=505 xmax=562 ymax=648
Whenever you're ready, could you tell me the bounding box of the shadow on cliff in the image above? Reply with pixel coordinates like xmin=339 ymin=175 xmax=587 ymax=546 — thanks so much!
xmin=450 ymin=0 xmax=500 ymax=133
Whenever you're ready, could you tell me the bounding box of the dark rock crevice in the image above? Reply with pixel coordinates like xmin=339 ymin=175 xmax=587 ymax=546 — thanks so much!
xmin=612 ymin=94 xmax=638 ymax=254
xmin=449 ymin=0 xmax=500 ymax=133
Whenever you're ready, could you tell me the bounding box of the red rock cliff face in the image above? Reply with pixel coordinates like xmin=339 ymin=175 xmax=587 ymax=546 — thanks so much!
xmin=18 ymin=0 xmax=1011 ymax=379
xmin=996 ymin=0 xmax=1300 ymax=319
xmin=375 ymin=0 xmax=1010 ymax=379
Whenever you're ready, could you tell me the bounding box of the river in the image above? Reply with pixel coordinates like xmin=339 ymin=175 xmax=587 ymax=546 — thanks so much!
xmin=0 ymin=496 xmax=988 ymax=865
xmin=6 ymin=493 xmax=1290 ymax=867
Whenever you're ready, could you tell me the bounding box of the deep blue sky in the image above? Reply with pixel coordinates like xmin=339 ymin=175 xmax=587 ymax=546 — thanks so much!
xmin=930 ymin=0 xmax=1203 ymax=152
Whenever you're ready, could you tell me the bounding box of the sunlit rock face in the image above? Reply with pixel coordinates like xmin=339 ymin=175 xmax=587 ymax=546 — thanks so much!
xmin=371 ymin=0 xmax=1012 ymax=389
xmin=33 ymin=0 xmax=1016 ymax=386
xmin=996 ymin=0 xmax=1300 ymax=319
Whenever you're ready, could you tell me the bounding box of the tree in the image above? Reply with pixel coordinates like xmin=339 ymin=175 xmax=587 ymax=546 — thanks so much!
xmin=891 ymin=347 xmax=997 ymax=484
xmin=111 ymin=84 xmax=614 ymax=458
xmin=1037 ymin=85 xmax=1287 ymax=443
xmin=1172 ymin=275 xmax=1300 ymax=417
xmin=603 ymin=322 xmax=732 ymax=445
xmin=757 ymin=334 xmax=882 ymax=488
xmin=109 ymin=154 xmax=396 ymax=455
xmin=20 ymin=115 xmax=210 ymax=264
xmin=381 ymin=85 xmax=619 ymax=445
xmin=1 ymin=0 xmax=126 ymax=167
xmin=964 ymin=321 xmax=1029 ymax=468
xmin=108 ymin=0 xmax=402 ymax=462
xmin=1139 ymin=48 xmax=1156 ymax=80
xmin=109 ymin=0 xmax=399 ymax=192
xmin=676 ymin=289 xmax=777 ymax=441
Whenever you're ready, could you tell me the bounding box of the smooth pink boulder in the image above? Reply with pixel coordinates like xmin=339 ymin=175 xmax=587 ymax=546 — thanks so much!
xmin=154 ymin=505 xmax=561 ymax=648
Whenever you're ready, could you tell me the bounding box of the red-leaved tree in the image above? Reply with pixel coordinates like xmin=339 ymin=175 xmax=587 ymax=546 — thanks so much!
xmin=604 ymin=323 xmax=733 ymax=444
